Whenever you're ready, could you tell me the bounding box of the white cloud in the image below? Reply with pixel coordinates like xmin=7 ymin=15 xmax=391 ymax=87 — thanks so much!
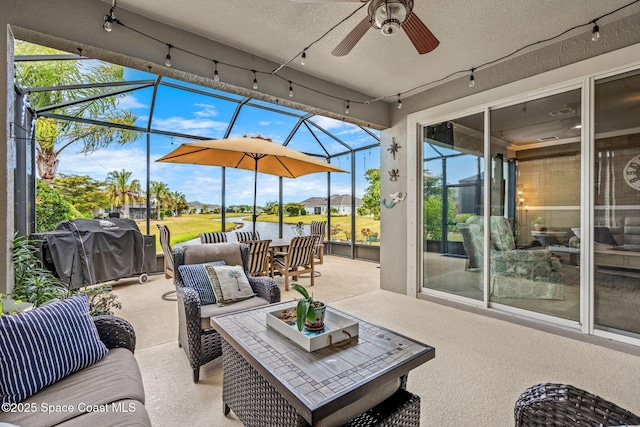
xmin=193 ymin=103 xmax=219 ymax=118
xmin=118 ymin=95 xmax=147 ymax=110
xmin=310 ymin=116 xmax=347 ymax=131
xmin=152 ymin=116 xmax=228 ymax=137
xmin=258 ymin=121 xmax=271 ymax=126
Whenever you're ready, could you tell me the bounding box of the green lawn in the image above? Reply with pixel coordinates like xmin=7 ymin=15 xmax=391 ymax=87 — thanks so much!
xmin=140 ymin=213 xmax=381 ymax=251
xmin=137 ymin=214 xmax=242 ymax=251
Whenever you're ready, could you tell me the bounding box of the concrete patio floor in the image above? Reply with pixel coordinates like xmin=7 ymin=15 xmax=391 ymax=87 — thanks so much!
xmin=109 ymin=255 xmax=640 ymax=426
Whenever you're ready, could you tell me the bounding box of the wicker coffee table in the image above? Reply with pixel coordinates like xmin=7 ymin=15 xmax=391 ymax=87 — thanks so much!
xmin=211 ymin=302 xmax=435 ymax=426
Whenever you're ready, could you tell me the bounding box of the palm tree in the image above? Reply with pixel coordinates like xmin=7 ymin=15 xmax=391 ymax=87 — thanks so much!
xmin=14 ymin=41 xmax=141 ymax=185
xmin=105 ymin=169 xmax=141 ymax=218
xmin=168 ymin=191 xmax=188 ymax=217
xmin=149 ymin=181 xmax=170 ymax=220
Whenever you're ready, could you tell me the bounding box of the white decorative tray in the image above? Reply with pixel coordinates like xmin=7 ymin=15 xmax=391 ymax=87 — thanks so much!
xmin=266 ymin=306 xmax=359 ymax=352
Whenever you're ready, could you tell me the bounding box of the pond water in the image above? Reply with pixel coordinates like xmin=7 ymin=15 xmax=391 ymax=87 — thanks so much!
xmin=176 ymin=219 xmax=310 ymax=247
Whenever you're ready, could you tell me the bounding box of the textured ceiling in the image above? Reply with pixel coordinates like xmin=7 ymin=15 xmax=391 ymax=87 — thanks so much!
xmin=103 ymin=0 xmax=640 ymax=103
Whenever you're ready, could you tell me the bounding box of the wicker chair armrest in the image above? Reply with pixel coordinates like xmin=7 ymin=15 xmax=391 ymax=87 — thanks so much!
xmin=176 ymin=286 xmax=205 ymax=368
xmin=93 ymin=315 xmax=136 ymax=353
xmin=515 ymin=383 xmax=640 ymax=427
xmin=248 ymin=275 xmax=281 ymax=303
xmin=176 ymin=285 xmax=202 ymax=331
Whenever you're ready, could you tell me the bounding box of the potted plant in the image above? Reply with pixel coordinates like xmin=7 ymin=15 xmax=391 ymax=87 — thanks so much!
xmin=290 ymin=283 xmax=326 ymax=332
xmin=369 ymin=232 xmax=379 ymax=242
xmin=531 ymin=216 xmax=546 ymax=231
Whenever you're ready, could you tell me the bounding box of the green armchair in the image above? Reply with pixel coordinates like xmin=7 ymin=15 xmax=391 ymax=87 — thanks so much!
xmin=460 ymin=216 xmax=564 ymax=299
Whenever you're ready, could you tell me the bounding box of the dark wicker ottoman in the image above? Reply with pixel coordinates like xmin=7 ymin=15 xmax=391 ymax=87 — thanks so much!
xmin=221 ymin=340 xmax=421 ymax=427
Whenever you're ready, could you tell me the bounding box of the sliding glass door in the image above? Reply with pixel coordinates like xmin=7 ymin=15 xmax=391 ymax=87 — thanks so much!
xmin=422 ymin=113 xmax=484 ymax=300
xmin=593 ymin=70 xmax=640 ymax=338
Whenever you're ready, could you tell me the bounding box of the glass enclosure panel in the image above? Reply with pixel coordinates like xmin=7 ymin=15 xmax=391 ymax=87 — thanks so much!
xmin=149 ymin=134 xmax=224 ymax=251
xmin=422 ymin=114 xmax=485 ymax=300
xmin=153 ymin=84 xmax=238 ymax=139
xmin=329 ymin=154 xmax=352 ymax=243
xmin=50 ymin=121 xmax=147 ymax=227
xmin=489 ymin=89 xmax=581 ymax=320
xmin=282 ymin=172 xmax=328 ymax=238
xmin=593 ymin=70 xmax=640 ymax=338
xmin=228 ymin=104 xmax=300 ymax=142
xmin=355 ymin=147 xmax=381 ymax=245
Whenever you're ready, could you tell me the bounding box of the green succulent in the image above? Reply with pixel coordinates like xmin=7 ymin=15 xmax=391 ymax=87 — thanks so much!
xmin=290 ymin=283 xmax=319 ymax=332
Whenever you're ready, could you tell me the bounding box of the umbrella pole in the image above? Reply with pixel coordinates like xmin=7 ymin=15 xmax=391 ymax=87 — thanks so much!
xmin=252 ymin=158 xmax=258 ymax=236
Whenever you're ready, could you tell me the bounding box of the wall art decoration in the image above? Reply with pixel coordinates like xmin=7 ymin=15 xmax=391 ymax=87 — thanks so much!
xmin=389 ymin=169 xmax=399 ymax=181
xmin=387 ymin=138 xmax=401 ymax=160
xmin=380 ymin=192 xmax=406 ymax=209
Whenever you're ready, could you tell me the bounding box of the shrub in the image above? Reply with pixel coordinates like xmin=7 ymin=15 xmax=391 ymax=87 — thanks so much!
xmin=36 ymin=180 xmax=83 ymax=232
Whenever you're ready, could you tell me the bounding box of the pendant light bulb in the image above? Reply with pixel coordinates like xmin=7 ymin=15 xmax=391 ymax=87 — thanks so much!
xmin=164 ymin=45 xmax=173 ymax=68
xmin=469 ymin=71 xmax=476 ymax=88
xmin=591 ymin=22 xmax=600 ymax=42
xmin=397 ymin=94 xmax=402 ymax=109
xmin=103 ymin=5 xmax=116 ymax=32
xmin=289 ymin=82 xmax=294 ymax=98
xmin=213 ymin=60 xmax=220 ymax=82
xmin=301 ymin=51 xmax=306 ymax=66
xmin=252 ymin=71 xmax=258 ymax=90
xmin=346 ymin=100 xmax=350 ymax=115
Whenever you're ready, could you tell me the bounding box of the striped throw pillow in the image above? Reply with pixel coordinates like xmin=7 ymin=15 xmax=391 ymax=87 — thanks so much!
xmin=178 ymin=261 xmax=226 ymax=305
xmin=0 ymin=294 xmax=108 ymax=405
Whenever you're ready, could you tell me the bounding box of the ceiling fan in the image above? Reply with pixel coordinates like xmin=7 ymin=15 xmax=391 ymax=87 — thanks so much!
xmin=293 ymin=0 xmax=440 ymax=56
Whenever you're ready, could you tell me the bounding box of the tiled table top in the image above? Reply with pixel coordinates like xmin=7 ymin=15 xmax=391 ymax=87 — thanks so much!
xmin=212 ymin=301 xmax=435 ymax=420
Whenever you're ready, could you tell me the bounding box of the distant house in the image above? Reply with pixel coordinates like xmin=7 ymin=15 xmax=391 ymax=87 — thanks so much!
xmin=301 ymin=194 xmax=363 ymax=215
xmin=187 ymin=201 xmax=221 ymax=213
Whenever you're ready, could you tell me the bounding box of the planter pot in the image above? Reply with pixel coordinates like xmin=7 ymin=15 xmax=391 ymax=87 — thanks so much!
xmin=305 ymin=302 xmax=326 ymax=331
xmin=1 ymin=298 xmax=34 ymax=315
xmin=368 ymin=235 xmax=378 ymax=242
xmin=534 ymin=224 xmax=545 ymax=231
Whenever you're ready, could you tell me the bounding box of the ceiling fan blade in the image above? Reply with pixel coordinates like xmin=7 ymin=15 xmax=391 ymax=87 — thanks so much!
xmin=402 ymin=13 xmax=440 ymax=54
xmin=332 ymin=16 xmax=372 ymax=57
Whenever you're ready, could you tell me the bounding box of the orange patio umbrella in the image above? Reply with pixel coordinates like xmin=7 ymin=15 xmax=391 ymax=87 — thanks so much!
xmin=156 ymin=136 xmax=347 ymax=234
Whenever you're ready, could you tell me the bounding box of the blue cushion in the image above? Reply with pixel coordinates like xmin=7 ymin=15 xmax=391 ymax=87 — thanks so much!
xmin=0 ymin=294 xmax=108 ymax=405
xmin=178 ymin=261 xmax=226 ymax=304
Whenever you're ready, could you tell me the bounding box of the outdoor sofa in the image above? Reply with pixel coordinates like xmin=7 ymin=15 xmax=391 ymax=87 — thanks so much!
xmin=0 ymin=295 xmax=151 ymax=427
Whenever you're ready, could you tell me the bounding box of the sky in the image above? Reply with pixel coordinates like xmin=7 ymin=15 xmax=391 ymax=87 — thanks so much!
xmin=56 ymin=64 xmax=381 ymax=207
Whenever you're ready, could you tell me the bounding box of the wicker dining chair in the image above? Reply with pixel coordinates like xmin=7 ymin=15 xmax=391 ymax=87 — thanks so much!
xmin=200 ymin=231 xmax=227 ymax=244
xmin=270 ymin=235 xmax=316 ymax=291
xmin=514 ymin=383 xmax=640 ymax=426
xmin=235 ymin=231 xmax=260 ymax=242
xmin=246 ymin=239 xmax=272 ymax=276
xmin=174 ymin=243 xmax=280 ymax=382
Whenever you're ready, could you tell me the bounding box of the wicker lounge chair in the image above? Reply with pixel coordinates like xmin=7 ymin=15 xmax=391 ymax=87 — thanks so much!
xmin=174 ymin=243 xmax=280 ymax=382
xmin=515 ymin=383 xmax=640 ymax=426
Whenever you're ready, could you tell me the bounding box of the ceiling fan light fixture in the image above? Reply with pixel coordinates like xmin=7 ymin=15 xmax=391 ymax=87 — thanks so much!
xmin=370 ymin=0 xmax=413 ymax=36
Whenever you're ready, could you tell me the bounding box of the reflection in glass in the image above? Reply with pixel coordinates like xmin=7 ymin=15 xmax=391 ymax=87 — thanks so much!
xmin=489 ymin=89 xmax=581 ymax=321
xmin=422 ymin=114 xmax=484 ymax=300
xmin=594 ymin=70 xmax=640 ymax=338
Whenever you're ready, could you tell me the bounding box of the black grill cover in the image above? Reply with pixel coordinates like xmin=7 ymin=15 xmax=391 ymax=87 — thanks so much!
xmin=33 ymin=218 xmax=154 ymax=289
